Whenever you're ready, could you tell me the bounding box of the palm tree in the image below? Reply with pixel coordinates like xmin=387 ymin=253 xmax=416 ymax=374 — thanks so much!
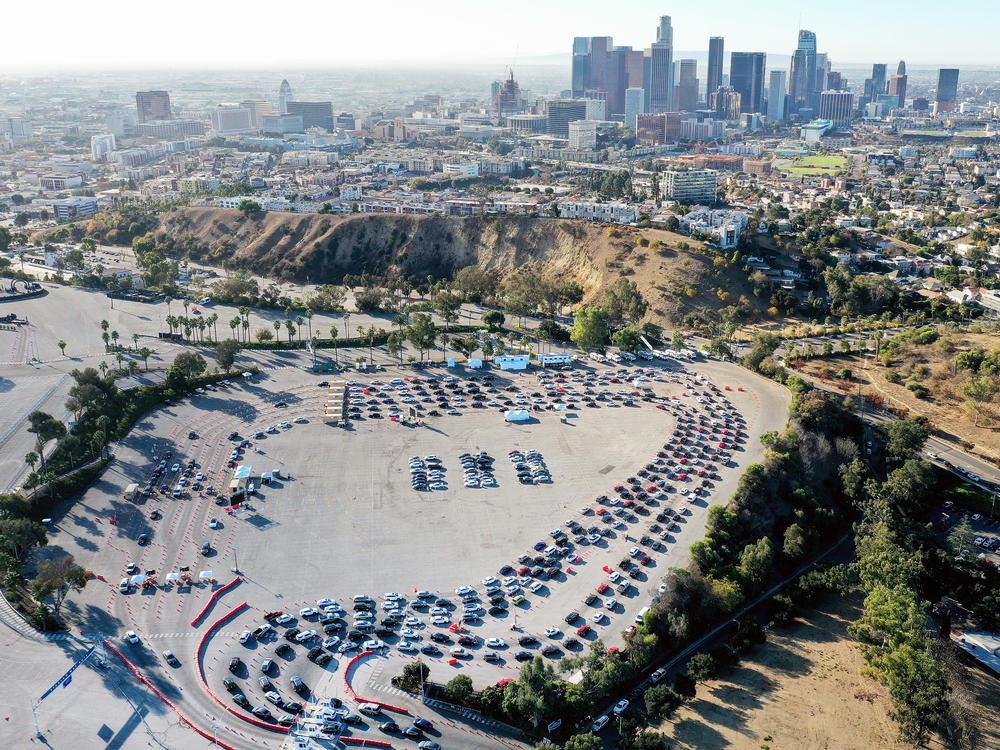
xmin=138 ymin=346 xmax=152 ymax=371
xmin=367 ymin=326 xmax=376 ymax=365
xmin=296 ymin=316 xmax=304 ymax=341
xmin=165 ymin=295 xmax=173 ymax=317
xmin=115 ymin=352 xmax=125 ymax=373
xmin=393 ymin=313 xmax=408 ymax=333
xmin=241 ymin=319 xmax=249 ymax=342
xmin=343 ymin=313 xmax=351 ymax=340
xmin=25 ymin=452 xmax=38 ymax=473
xmin=441 ymin=334 xmax=450 ymax=361
xmin=229 ymin=317 xmax=240 ymax=340
xmin=182 ymin=299 xmax=190 ymax=318
xmin=101 ymin=331 xmax=110 ymax=351
xmin=285 ymin=319 xmax=296 ymax=343
xmin=100 ymin=319 xmax=109 ymax=333
xmin=330 ymin=328 xmax=339 ymax=365
xmin=273 ymin=319 xmax=281 ymax=340
xmin=238 ymin=306 xmax=250 ymax=341
xmin=131 ymin=332 xmax=140 ymax=350
xmin=209 ymin=313 xmax=219 ymax=343
xmin=305 ymin=310 xmax=314 ymax=341
xmin=57 ymin=340 xmax=66 ymax=356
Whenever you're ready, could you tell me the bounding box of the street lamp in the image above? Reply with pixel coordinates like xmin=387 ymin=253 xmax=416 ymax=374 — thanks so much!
xmin=232 ymin=545 xmax=240 ymax=575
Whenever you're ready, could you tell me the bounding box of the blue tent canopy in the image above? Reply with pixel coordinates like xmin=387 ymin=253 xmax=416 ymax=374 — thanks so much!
xmin=505 ymin=409 xmax=530 ymax=423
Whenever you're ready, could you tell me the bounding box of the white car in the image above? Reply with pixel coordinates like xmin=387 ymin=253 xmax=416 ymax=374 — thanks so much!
xmin=294 ymin=416 xmax=308 ymax=424
xmin=294 ymin=629 xmax=318 ymax=643
xmin=401 ymin=628 xmax=421 ymax=639
xmin=239 ymin=630 xmax=252 ymax=644
xmin=431 ymin=616 xmax=451 ymax=626
xmin=605 ymin=598 xmax=618 ymax=610
xmin=398 ymin=640 xmax=417 ymax=653
xmin=364 ymin=639 xmax=386 ymax=651
xmin=124 ymin=630 xmax=140 ymax=646
xmin=613 ymin=699 xmax=630 ymax=715
xmin=592 ymin=715 xmax=610 ymax=732
xmin=608 ymin=571 xmax=622 ymax=584
xmin=299 ymin=607 xmax=318 ymax=618
xmin=275 ymin=614 xmax=294 ymax=625
xmin=485 ymin=637 xmax=506 ymax=648
xmin=316 ymin=598 xmax=336 ymax=608
xmin=592 ymin=611 xmax=606 ymax=624
xmin=209 ymin=517 xmax=220 ymax=529
xmin=544 ymin=627 xmax=559 ymax=638
xmin=455 ymin=585 xmax=474 ymax=596
xmin=280 ymin=421 xmax=292 ymax=429
xmin=266 ymin=425 xmax=278 ymax=434
xmin=449 ymin=647 xmax=469 ymax=658
xmin=528 ymin=581 xmax=544 ymax=593
xmin=322 ymin=637 xmax=341 ymax=650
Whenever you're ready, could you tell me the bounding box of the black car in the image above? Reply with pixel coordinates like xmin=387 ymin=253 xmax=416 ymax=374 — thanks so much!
xmin=307 ymin=646 xmax=323 ymax=661
xmin=229 ymin=656 xmax=242 ymax=673
xmin=430 ymin=632 xmax=452 ymax=644
xmin=542 ymin=645 xmax=560 ymax=656
xmin=275 ymin=643 xmax=292 ymax=657
xmin=518 ymin=635 xmax=538 ymax=647
xmin=488 ymin=605 xmax=507 ymax=616
xmin=379 ymin=719 xmax=399 ymax=732
xmin=284 ymin=628 xmax=301 ymax=641
xmin=282 ymin=700 xmax=304 ymax=713
xmin=514 ymin=650 xmax=533 ymax=661
xmin=565 ymin=611 xmax=580 ymax=623
xmin=420 ymin=644 xmax=440 ymax=656
xmin=233 ymin=693 xmax=250 ymax=708
xmin=222 ymin=678 xmax=238 ymax=693
xmin=259 ymin=676 xmax=274 ymax=691
xmin=137 ymin=534 xmax=149 ymax=546
xmin=316 ymin=653 xmax=332 ymax=666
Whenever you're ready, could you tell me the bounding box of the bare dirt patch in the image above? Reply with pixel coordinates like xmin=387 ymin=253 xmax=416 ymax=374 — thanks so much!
xmin=658 ymin=594 xmax=913 ymax=750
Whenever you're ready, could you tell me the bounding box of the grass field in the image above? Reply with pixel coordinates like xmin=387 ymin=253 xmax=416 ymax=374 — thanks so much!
xmin=784 ymin=155 xmax=848 ymax=176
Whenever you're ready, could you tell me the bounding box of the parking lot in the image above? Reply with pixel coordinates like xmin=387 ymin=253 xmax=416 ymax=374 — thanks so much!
xmin=39 ymin=356 xmax=788 ymax=745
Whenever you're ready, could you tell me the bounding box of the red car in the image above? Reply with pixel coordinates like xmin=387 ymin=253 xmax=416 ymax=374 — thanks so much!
xmin=518 ymin=566 xmax=530 ymax=576
xmin=596 ymin=507 xmax=607 ymax=515
xmin=596 ymin=582 xmax=610 ymax=594
xmin=577 ymin=625 xmax=591 ymax=636
xmin=656 ymin=404 xmax=667 ymax=411
xmin=613 ymin=484 xmax=624 ymax=492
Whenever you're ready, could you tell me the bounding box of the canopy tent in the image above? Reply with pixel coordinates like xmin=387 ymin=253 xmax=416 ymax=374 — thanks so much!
xmin=165 ymin=572 xmax=181 ymax=582
xmin=198 ymin=570 xmax=214 ymax=580
xmin=505 ymin=409 xmax=530 ymax=423
xmin=233 ymin=465 xmax=253 ymax=480
xmin=129 ymin=574 xmax=146 ymax=585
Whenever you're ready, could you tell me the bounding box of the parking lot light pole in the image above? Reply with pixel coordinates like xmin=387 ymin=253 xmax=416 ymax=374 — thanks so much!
xmin=232 ymin=545 xmax=240 ymax=575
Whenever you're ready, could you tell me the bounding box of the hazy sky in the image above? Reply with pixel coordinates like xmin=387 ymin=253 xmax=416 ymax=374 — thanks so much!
xmin=5 ymin=0 xmax=998 ymax=68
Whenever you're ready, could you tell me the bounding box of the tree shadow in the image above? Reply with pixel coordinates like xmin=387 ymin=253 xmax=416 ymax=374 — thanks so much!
xmin=669 ymin=716 xmax=730 ymax=750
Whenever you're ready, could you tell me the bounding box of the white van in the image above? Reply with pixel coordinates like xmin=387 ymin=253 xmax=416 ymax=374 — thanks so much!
xmin=635 ymin=606 xmax=650 ymax=624
xmin=119 ymin=578 xmax=131 ymax=593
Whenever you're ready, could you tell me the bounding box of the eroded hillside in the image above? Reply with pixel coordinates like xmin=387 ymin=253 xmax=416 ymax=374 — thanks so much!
xmin=149 ymin=207 xmax=761 ymax=324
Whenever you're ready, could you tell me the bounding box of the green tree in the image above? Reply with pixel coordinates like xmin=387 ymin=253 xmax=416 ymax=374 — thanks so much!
xmin=483 ymin=310 xmax=505 ymax=330
xmin=962 ymin=374 xmax=998 ymax=427
xmin=0 ymin=518 xmax=47 ymax=561
xmin=644 ymin=684 xmax=683 ymax=721
xmin=601 ymin=277 xmax=648 ymax=327
xmin=433 ymin=290 xmax=463 ymax=326
xmin=671 ymin=330 xmax=685 ymax=350
xmin=405 ymin=313 xmax=438 ymax=361
xmin=563 ymin=734 xmax=603 ymax=750
xmin=947 ymin=515 xmax=976 ymax=555
xmin=27 ymin=412 xmax=66 ymax=472
xmin=214 ymin=339 xmax=241 ymax=373
xmin=237 ymin=199 xmax=262 ymax=216
xmin=14 ymin=212 xmax=29 ymax=228
xmin=443 ymin=674 xmax=476 ymax=706
xmin=570 ymin=306 xmax=609 ymax=352
xmin=612 ymin=325 xmax=643 ymax=353
xmin=166 ymin=352 xmax=207 ymax=386
xmin=686 ymin=653 xmax=717 ymax=682
xmin=31 ymin=555 xmax=87 ymax=616
xmin=391 ymin=661 xmax=430 ymax=693
xmin=739 ymin=536 xmax=774 ymax=587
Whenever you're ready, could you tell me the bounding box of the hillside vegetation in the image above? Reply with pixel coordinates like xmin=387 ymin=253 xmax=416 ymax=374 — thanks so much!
xmin=138 ymin=207 xmax=762 ymax=326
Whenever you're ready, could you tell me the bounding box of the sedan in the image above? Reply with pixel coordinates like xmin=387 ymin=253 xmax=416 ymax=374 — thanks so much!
xmin=485 ymin=637 xmax=506 ymax=648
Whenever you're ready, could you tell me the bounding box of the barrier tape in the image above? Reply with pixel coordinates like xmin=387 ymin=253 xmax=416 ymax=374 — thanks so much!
xmin=190 ymin=576 xmax=242 ymax=627
xmin=104 ymin=639 xmax=238 ymax=750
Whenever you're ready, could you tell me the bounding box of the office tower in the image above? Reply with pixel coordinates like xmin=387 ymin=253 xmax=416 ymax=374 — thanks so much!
xmin=211 ymin=106 xmax=255 ymax=134
xmin=286 ymin=101 xmax=334 ymax=130
xmin=788 ymin=30 xmax=818 ymax=114
xmin=644 ymin=42 xmax=673 ymax=113
xmin=706 ymin=37 xmax=724 ymax=102
xmin=767 ymin=70 xmax=787 ymax=121
xmin=240 ymin=100 xmax=274 ymax=128
xmin=888 ymin=74 xmax=907 ymax=108
xmin=588 ymin=36 xmax=613 ymax=98
xmin=583 ymin=97 xmax=607 ymax=120
xmin=935 ymin=68 xmax=959 ymax=113
xmin=827 ymin=72 xmax=843 ymax=90
xmin=625 ymin=87 xmax=645 ymax=130
xmin=897 ymin=60 xmax=906 ymax=76
xmin=635 ymin=112 xmax=681 ymax=144
xmin=656 ymin=16 xmax=673 ymax=45
xmin=494 ymin=70 xmax=522 ymax=117
xmin=278 ymin=80 xmax=293 ymax=114
xmin=819 ymin=91 xmax=853 ymax=126
xmin=572 ymin=37 xmax=591 ymax=97
xmin=674 ymin=59 xmax=699 ymax=112
xmin=710 ymin=87 xmax=741 ymax=120
xmin=546 ymin=99 xmax=587 ymax=137
xmin=660 ymin=168 xmax=718 ymax=203
xmin=135 ymin=91 xmax=171 ymax=123
xmin=729 ymin=52 xmax=766 ymax=113
xmin=604 ymin=48 xmax=631 ymax=114
xmin=871 ymin=64 xmax=887 ymax=95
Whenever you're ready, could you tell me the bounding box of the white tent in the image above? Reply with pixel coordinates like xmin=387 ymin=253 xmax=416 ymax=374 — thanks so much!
xmin=505 ymin=409 xmax=530 ymax=423
xmin=165 ymin=572 xmax=181 ymax=582
xmin=198 ymin=570 xmax=214 ymax=580
xmin=129 ymin=574 xmax=146 ymax=585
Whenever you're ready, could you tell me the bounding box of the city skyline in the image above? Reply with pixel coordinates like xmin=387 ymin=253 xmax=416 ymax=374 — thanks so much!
xmin=5 ymin=0 xmax=1000 ymax=68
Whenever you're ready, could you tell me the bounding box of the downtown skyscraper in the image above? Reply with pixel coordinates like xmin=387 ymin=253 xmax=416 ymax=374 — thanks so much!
xmin=788 ymin=29 xmax=819 ymax=116
xmin=706 ymin=37 xmax=724 ymax=103
xmin=729 ymin=52 xmax=766 ymax=114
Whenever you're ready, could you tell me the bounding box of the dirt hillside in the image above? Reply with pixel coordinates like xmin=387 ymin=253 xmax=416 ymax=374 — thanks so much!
xmin=146 ymin=207 xmax=760 ymax=324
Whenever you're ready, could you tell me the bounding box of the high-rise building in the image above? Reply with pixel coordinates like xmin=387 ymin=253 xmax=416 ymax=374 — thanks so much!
xmin=90 ymin=134 xmax=116 ymax=162
xmin=286 ymin=101 xmax=334 ymax=130
xmin=674 ymin=59 xmax=699 ymax=112
xmin=568 ymin=120 xmax=599 ymax=150
xmin=709 ymin=87 xmax=741 ymax=120
xmin=826 ymin=72 xmax=844 ymax=91
xmin=656 ymin=16 xmax=673 ymax=45
xmin=871 ymin=63 xmax=887 ymax=96
xmin=210 ymin=106 xmax=255 ymax=134
xmin=135 ymin=90 xmax=171 ymax=123
xmin=819 ymin=91 xmax=854 ymax=126
xmin=240 ymin=101 xmax=274 ymax=128
xmin=635 ymin=112 xmax=681 ymax=145
xmin=643 ymin=42 xmax=673 ymax=113
xmin=888 ymin=73 xmax=908 ymax=108
xmin=546 ymin=99 xmax=588 ymax=137
xmin=278 ymin=80 xmax=293 ymax=114
xmin=767 ymin=70 xmax=787 ymax=121
xmin=494 ymin=70 xmax=522 ymax=117
xmin=706 ymin=37 xmax=724 ymax=102
xmin=935 ymin=68 xmax=959 ymax=113
xmin=788 ymin=30 xmax=818 ymax=115
xmin=660 ymin=168 xmax=718 ymax=204
xmin=897 ymin=60 xmax=906 ymax=76
xmin=729 ymin=52 xmax=766 ymax=113
xmin=572 ymin=37 xmax=591 ymax=98
xmin=625 ymin=87 xmax=645 ymax=130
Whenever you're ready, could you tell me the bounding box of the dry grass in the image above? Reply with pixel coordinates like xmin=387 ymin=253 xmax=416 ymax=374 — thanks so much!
xmin=658 ymin=595 xmax=924 ymax=750
xmin=791 ymin=331 xmax=1000 ymax=463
